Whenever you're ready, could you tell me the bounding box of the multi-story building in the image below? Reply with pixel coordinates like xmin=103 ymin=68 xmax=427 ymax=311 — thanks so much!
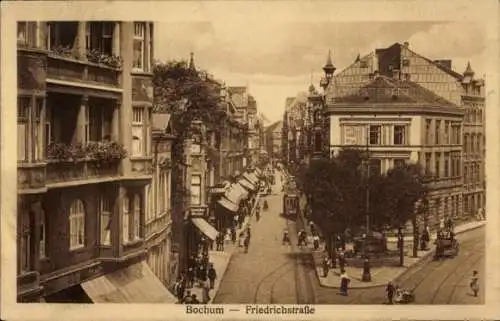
xmin=264 ymin=120 xmax=283 ymax=162
xmin=147 ymin=113 xmax=176 ymax=289
xmin=319 ymin=42 xmax=485 ymax=226
xmin=17 ymin=21 xmax=177 ymax=303
xmin=283 ymin=93 xmax=308 ymax=165
xmin=461 ymin=64 xmax=485 ymax=218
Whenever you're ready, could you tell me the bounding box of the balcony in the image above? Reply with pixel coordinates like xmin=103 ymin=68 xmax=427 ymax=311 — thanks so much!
xmin=46 ymin=53 xmax=120 ymax=88
xmin=18 ymin=163 xmax=47 ymax=191
xmin=45 ymin=159 xmax=120 ymax=186
xmin=130 ymin=157 xmax=153 ymax=177
xmin=17 ymin=271 xmax=43 ymax=302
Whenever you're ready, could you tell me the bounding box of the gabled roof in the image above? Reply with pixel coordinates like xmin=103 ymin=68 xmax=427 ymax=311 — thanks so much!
xmin=331 ymin=75 xmax=457 ymax=108
xmin=266 ymin=120 xmax=282 ymax=133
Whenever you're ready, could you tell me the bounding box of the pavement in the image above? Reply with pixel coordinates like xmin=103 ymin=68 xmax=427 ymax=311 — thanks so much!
xmin=187 ymin=193 xmax=262 ymax=303
xmin=299 ymin=212 xmax=486 ymax=289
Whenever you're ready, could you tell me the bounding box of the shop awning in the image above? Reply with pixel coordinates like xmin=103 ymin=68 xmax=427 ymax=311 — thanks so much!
xmin=191 ymin=217 xmax=218 ymax=241
xmin=243 ymin=172 xmax=258 ymax=185
xmin=217 ymin=197 xmax=239 ymax=213
xmin=80 ymin=262 xmax=177 ymax=303
xmin=255 ymin=168 xmax=262 ymax=175
xmin=238 ymin=179 xmax=257 ymax=191
xmin=233 ymin=183 xmax=249 ymax=200
xmin=249 ymin=172 xmax=260 ymax=184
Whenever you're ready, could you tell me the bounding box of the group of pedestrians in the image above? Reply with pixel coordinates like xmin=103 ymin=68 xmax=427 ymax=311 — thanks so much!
xmin=174 ymin=254 xmax=218 ymax=304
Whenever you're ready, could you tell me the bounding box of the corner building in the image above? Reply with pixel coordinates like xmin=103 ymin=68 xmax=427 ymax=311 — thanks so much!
xmin=322 ymin=42 xmax=484 ymax=227
xmin=16 ymin=21 xmax=176 ymax=303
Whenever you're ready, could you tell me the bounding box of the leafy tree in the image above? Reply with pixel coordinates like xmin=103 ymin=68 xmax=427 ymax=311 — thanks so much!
xmin=153 ymin=60 xmax=247 ymax=254
xmin=295 ymin=148 xmax=429 ymax=259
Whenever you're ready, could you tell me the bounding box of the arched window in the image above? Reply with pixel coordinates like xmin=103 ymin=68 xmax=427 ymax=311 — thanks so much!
xmin=69 ymin=199 xmax=85 ymax=250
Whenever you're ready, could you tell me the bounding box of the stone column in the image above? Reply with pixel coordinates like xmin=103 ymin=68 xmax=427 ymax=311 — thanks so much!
xmin=74 ymin=95 xmax=88 ymax=145
xmin=112 ymin=22 xmax=121 ymax=56
xmin=77 ymin=21 xmax=87 ymax=60
xmin=115 ymin=185 xmax=125 ymax=257
xmin=145 ymin=23 xmax=151 ymax=72
xmin=111 ymin=99 xmax=120 ymax=142
xmin=119 ymin=22 xmax=133 ymax=175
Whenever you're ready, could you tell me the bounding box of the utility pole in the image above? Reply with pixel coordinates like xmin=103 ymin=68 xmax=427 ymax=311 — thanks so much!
xmin=365 ymin=133 xmax=370 ymax=236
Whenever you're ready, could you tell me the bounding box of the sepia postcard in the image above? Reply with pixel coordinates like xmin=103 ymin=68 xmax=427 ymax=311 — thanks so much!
xmin=1 ymin=1 xmax=499 ymax=320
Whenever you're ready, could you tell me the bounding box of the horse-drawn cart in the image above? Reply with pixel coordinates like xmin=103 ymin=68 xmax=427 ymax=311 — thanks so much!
xmin=434 ymin=236 xmax=459 ymax=259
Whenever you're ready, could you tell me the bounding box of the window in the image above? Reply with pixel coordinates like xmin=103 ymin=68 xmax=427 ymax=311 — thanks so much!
xmin=402 ymin=59 xmax=410 ymax=67
xmin=147 ymin=183 xmax=154 ymax=222
xmin=394 ymin=159 xmax=406 ymax=169
xmin=133 ymin=22 xmax=145 ymax=71
xmin=20 ymin=209 xmax=32 ymax=272
xmin=464 ymin=165 xmax=469 ymax=183
xmin=444 ymin=153 xmax=450 ymax=177
xmin=39 ymin=209 xmax=46 ymax=258
xmin=17 ymin=22 xmax=37 ymax=47
xmin=87 ymin=22 xmax=114 ymax=55
xmin=444 ymin=121 xmax=450 ymax=144
xmin=470 ymin=135 xmax=476 ymax=155
xmin=464 ymin=134 xmax=470 ymax=155
xmin=478 ymin=110 xmax=483 ymax=124
xmin=87 ymin=103 xmax=113 ymax=143
xmin=476 ymin=134 xmax=481 ymax=156
xmin=47 ymin=22 xmax=78 ymax=51
xmin=100 ymin=195 xmax=112 ymax=246
xmin=190 ymin=175 xmax=202 ymax=205
xmin=425 ymin=153 xmax=432 ymax=175
xmin=369 ymin=125 xmax=381 ymax=145
xmin=369 ymin=159 xmax=382 ymax=176
xmin=132 ymin=107 xmax=144 ymax=156
xmin=17 ymin=98 xmax=30 ymax=162
xmin=435 ymin=153 xmax=441 ymax=178
xmin=451 ymin=154 xmax=456 ymax=177
xmin=393 ymin=125 xmax=406 ymax=145
xmin=435 ymin=120 xmax=441 ymax=145
xmin=314 ymin=132 xmax=322 ymax=152
xmin=464 ymin=197 xmax=469 ymax=214
xmin=69 ymin=199 xmax=85 ymax=250
xmin=33 ymin=99 xmax=44 ymax=161
xmin=425 ymin=120 xmax=432 ymax=145
xmin=123 ymin=196 xmax=130 ymax=242
xmin=133 ymin=195 xmax=141 ymax=240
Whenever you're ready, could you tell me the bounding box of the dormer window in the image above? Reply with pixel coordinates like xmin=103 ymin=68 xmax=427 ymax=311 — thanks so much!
xmin=402 ymin=59 xmax=410 ymax=67
xmin=360 ymin=60 xmax=368 ymax=68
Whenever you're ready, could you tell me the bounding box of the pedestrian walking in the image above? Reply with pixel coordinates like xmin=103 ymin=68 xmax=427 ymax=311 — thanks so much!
xmin=322 ymin=255 xmax=330 ymax=277
xmin=470 ymin=270 xmax=480 ymax=297
xmin=207 ymin=263 xmax=217 ymax=289
xmin=238 ymin=232 xmax=245 ymax=247
xmin=309 ymin=221 xmax=315 ymax=234
xmin=313 ymin=234 xmax=320 ymax=250
xmin=244 ymin=236 xmax=250 ymax=253
xmin=339 ymin=269 xmax=350 ymax=296
xmin=386 ymin=282 xmax=395 ymax=304
xmin=338 ymin=250 xmax=346 ymax=271
xmin=186 ymin=267 xmax=194 ymax=288
xmin=282 ymin=230 xmax=290 ymax=245
xmin=183 ymin=290 xmax=193 ymax=304
xmin=202 ymin=279 xmax=211 ymax=304
xmin=174 ymin=278 xmax=184 ymax=303
xmin=197 ymin=264 xmax=207 ymax=287
xmin=231 ymin=227 xmax=237 ymax=244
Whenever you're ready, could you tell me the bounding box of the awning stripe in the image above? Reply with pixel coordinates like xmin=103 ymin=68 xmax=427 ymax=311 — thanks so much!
xmin=243 ymin=172 xmax=258 ymax=185
xmin=81 ymin=262 xmax=177 ymax=303
xmin=238 ymin=179 xmax=256 ymax=191
xmin=233 ymin=183 xmax=249 ymax=200
xmin=217 ymin=197 xmax=239 ymax=212
xmin=191 ymin=218 xmax=219 ymax=241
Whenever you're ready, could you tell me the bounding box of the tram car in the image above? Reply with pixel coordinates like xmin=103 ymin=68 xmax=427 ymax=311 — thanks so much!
xmin=282 ymin=178 xmax=299 ymax=219
xmin=434 ymin=236 xmax=459 ymax=259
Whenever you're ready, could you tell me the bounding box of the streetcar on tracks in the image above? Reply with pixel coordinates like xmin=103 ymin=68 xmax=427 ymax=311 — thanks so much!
xmin=434 ymin=235 xmax=459 ymax=259
xmin=282 ymin=178 xmax=299 ymax=219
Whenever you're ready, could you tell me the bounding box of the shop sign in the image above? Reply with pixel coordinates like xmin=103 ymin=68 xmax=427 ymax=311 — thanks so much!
xmin=190 ymin=206 xmax=207 ymax=217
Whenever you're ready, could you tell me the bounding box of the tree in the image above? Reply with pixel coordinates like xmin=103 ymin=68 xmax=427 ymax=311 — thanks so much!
xmin=153 ymin=60 xmax=246 ymax=266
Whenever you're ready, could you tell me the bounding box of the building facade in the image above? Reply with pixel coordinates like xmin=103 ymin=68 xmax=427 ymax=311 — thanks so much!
xmin=319 ymin=42 xmax=485 ymax=226
xmin=264 ymin=120 xmax=283 ymax=162
xmin=147 ymin=113 xmax=175 ymax=289
xmin=16 ymin=21 xmax=177 ymax=303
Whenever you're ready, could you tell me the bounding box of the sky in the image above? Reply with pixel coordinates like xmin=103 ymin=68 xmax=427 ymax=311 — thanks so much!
xmin=154 ymin=21 xmax=487 ymax=123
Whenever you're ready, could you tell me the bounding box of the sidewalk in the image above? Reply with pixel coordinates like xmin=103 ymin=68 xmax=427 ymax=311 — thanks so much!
xmin=299 ymin=213 xmax=485 ymax=289
xmin=188 ymin=194 xmax=261 ymax=303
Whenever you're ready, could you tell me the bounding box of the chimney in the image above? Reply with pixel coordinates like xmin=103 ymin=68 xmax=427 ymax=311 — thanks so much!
xmin=403 ymin=41 xmax=409 ymax=48
xmin=392 ymin=69 xmax=401 ymax=79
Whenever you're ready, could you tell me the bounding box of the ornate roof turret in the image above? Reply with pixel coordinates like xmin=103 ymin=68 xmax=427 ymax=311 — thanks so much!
xmin=189 ymin=52 xmax=196 ymax=71
xmin=323 ymin=49 xmax=336 ymax=77
xmin=464 ymin=61 xmax=475 ymax=76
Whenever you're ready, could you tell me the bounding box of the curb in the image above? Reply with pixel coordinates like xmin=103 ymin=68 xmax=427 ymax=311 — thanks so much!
xmin=312 ymin=220 xmax=486 ymax=290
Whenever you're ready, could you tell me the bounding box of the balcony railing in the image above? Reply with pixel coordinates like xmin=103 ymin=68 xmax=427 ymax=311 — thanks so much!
xmin=46 ymin=53 xmax=120 ymax=87
xmin=45 ymin=159 xmax=120 ymax=185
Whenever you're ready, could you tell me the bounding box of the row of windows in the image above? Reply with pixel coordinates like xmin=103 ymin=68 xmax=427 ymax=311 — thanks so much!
xmin=464 ymin=133 xmax=483 ymax=156
xmin=17 ymin=99 xmax=151 ymax=163
xmin=425 ymin=119 xmax=461 ymax=146
xmin=19 ymin=194 xmax=142 ymax=272
xmin=464 ymin=107 xmax=483 ymax=124
xmin=464 ymin=162 xmax=482 ymax=184
xmin=18 ymin=22 xmax=153 ymax=72
xmin=369 ymin=125 xmax=408 ymax=145
xmin=424 ymin=152 xmax=461 ymax=179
